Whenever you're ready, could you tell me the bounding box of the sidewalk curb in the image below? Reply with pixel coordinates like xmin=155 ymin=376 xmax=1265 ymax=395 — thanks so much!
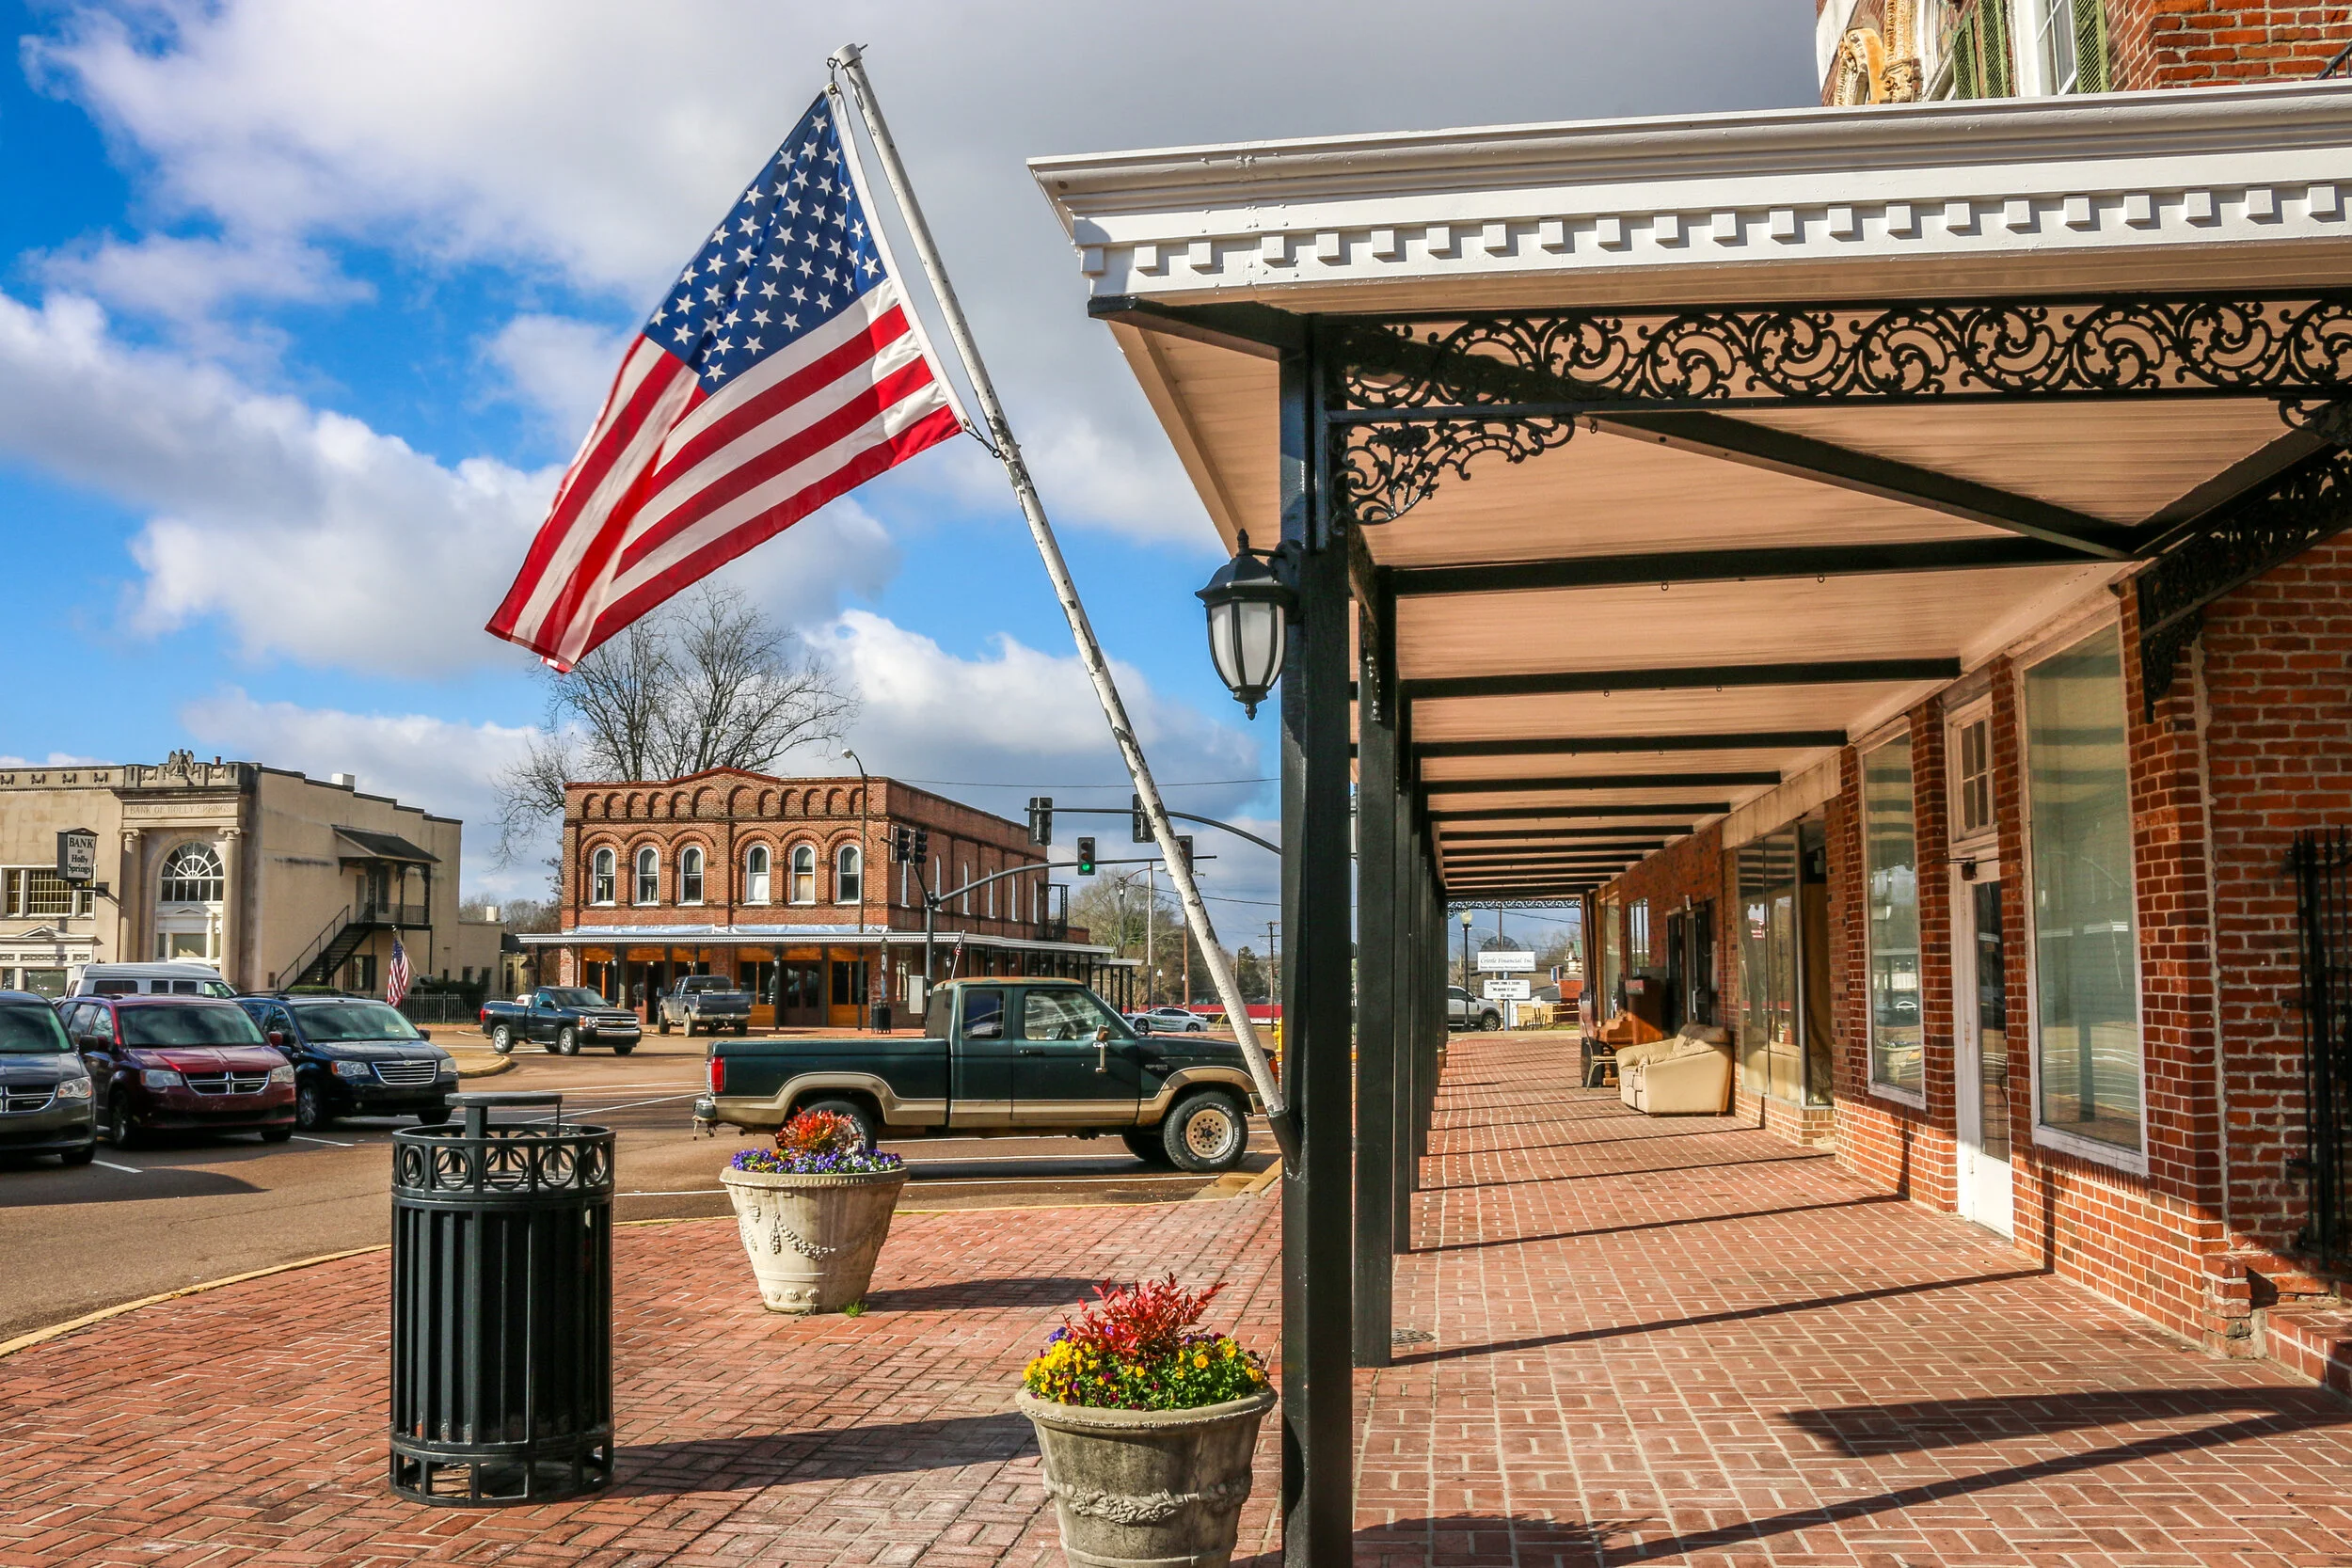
xmin=451 ymin=1053 xmax=515 ymax=1080
xmin=0 ymin=1244 xmax=390 ymax=1362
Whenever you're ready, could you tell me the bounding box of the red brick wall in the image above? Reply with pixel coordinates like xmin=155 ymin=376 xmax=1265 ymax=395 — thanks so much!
xmin=2106 ymin=1 xmax=2352 ymax=90
xmin=2201 ymin=533 xmax=2352 ymax=1251
xmin=1592 ymin=824 xmax=1726 ymax=975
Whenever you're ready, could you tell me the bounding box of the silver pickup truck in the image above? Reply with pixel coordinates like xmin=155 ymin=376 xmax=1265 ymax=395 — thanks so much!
xmin=657 ymin=974 xmax=754 ymax=1037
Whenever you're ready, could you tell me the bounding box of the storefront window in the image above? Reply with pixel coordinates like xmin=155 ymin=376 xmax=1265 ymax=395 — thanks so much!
xmin=1598 ymin=896 xmax=1622 ymax=1016
xmin=1735 ymin=832 xmax=1800 ymax=1101
xmin=2026 ymin=624 xmax=2141 ymax=1152
xmin=1866 ymin=736 xmax=1923 ymax=1096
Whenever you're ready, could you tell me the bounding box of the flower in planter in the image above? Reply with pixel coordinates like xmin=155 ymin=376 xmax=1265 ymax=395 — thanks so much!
xmin=728 ymin=1109 xmax=906 ymax=1176
xmin=1023 ymin=1275 xmax=1268 ymax=1411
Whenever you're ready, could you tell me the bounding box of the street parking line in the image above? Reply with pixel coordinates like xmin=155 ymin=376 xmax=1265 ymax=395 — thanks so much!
xmin=91 ymin=1159 xmax=142 ymax=1174
xmin=290 ymin=1134 xmax=355 ymax=1148
xmin=902 ymin=1171 xmax=1207 ymax=1187
xmin=621 ymin=1188 xmax=729 ymax=1197
xmin=511 ymin=1091 xmax=705 ymax=1118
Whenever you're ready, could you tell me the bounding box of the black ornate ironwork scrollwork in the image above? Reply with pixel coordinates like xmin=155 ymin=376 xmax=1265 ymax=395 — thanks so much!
xmin=1337 ymin=414 xmax=1575 ymax=526
xmin=2283 ymin=397 xmax=2352 ymax=450
xmin=2137 ymin=445 xmax=2352 ymax=718
xmin=1338 ymin=296 xmax=2352 ymax=411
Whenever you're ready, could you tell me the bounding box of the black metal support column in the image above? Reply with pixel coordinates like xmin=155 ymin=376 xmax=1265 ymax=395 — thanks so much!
xmin=1280 ymin=332 xmax=1355 ymax=1567
xmin=1391 ymin=725 xmax=1419 ymax=1243
xmin=1352 ymin=592 xmax=1399 ymax=1369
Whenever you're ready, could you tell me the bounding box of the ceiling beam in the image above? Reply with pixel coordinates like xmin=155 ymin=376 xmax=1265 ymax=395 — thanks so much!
xmin=1392 ymin=538 xmax=2086 ymax=598
xmin=1440 ymin=847 xmax=1646 ymax=861
xmin=1084 ymin=295 xmax=1303 ymax=360
xmin=1436 ymin=827 xmax=1682 ymax=843
xmin=1431 ymin=803 xmax=1731 ymax=822
xmin=1405 ymin=657 xmax=1960 ymax=703
xmin=1416 ymin=730 xmax=1845 ymax=759
xmin=1593 ymin=409 xmax=2134 ymax=558
xmin=1423 ymin=770 xmax=1779 ymax=795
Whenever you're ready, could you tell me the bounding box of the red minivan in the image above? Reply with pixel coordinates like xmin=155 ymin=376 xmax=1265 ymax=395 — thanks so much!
xmin=57 ymin=995 xmax=296 ymax=1148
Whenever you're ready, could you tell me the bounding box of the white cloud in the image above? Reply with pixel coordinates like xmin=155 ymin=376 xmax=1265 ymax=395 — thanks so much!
xmin=0 ymin=290 xmax=898 ymax=673
xmin=480 ymin=312 xmax=635 ymax=444
xmin=23 ymin=0 xmax=1809 ymax=546
xmin=178 ymin=688 xmax=546 ymax=900
xmin=0 ymin=752 xmax=110 ymax=768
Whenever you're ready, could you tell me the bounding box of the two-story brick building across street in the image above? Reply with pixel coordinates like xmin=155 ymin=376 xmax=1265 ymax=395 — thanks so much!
xmin=526 ymin=768 xmax=1132 ymax=1028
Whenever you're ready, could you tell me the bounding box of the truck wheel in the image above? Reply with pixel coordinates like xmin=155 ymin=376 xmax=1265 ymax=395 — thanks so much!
xmin=1162 ymin=1090 xmax=1248 ymax=1173
xmin=489 ymin=1024 xmax=515 ymax=1055
xmin=556 ymin=1026 xmax=580 ymax=1057
xmin=801 ymin=1097 xmax=879 ymax=1152
xmin=612 ymin=1042 xmax=635 ymax=1056
xmin=658 ymin=1017 xmax=672 ymax=1035
xmin=736 ymin=1020 xmax=749 ymax=1036
xmin=1121 ymin=1128 xmax=1174 ymax=1167
xmin=1481 ymin=1010 xmax=1503 ymax=1032
xmin=684 ymin=1017 xmax=698 ymax=1037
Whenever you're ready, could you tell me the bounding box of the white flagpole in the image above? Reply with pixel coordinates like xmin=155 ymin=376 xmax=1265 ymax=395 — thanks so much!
xmin=828 ymin=45 xmax=1292 ymax=1154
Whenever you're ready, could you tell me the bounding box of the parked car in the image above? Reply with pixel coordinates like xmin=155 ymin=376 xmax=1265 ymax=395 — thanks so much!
xmin=478 ymin=988 xmax=643 ymax=1056
xmin=72 ymin=961 xmax=238 ymax=998
xmin=658 ymin=974 xmax=753 ymax=1037
xmin=0 ymin=990 xmax=96 ymax=1164
xmin=1447 ymin=986 xmax=1503 ymax=1032
xmin=1128 ymin=1006 xmax=1210 ymax=1034
xmin=238 ymin=994 xmax=456 ymax=1130
xmin=697 ymin=977 xmax=1259 ymax=1172
xmin=56 ymin=995 xmax=294 ymax=1148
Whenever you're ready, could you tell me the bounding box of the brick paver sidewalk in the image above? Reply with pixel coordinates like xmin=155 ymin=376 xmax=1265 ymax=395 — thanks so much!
xmin=7 ymin=1035 xmax=2351 ymax=1567
xmin=0 ymin=1196 xmax=1282 ymax=1568
xmin=1361 ymin=1034 xmax=2352 ymax=1566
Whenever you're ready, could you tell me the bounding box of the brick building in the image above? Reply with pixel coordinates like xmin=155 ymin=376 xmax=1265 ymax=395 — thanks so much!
xmin=1819 ymin=0 xmax=2352 ymax=104
xmin=526 ymin=768 xmax=1128 ymax=1027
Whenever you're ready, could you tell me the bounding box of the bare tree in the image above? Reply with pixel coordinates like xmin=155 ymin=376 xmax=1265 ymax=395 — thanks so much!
xmin=492 ymin=584 xmax=855 ymax=863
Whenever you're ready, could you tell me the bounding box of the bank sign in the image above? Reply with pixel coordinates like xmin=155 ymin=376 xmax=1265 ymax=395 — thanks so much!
xmin=1474 ymin=950 xmax=1534 ymax=974
xmin=56 ymin=828 xmax=98 ymax=887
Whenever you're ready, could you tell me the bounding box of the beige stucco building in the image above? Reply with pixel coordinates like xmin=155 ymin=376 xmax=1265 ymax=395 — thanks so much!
xmin=0 ymin=750 xmax=465 ymax=996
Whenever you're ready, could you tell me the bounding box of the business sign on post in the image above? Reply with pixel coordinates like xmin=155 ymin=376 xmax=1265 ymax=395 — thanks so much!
xmin=56 ymin=828 xmax=98 ymax=888
xmin=1475 ymin=950 xmax=1535 ymax=974
xmin=1483 ymin=977 xmax=1532 ymax=1001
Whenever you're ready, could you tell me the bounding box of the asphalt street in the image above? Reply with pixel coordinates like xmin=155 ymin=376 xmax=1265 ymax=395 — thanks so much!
xmin=0 ymin=1034 xmax=1275 ymax=1341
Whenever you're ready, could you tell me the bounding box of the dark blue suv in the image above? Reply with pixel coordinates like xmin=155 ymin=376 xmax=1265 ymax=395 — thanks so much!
xmin=237 ymin=995 xmax=456 ymax=1132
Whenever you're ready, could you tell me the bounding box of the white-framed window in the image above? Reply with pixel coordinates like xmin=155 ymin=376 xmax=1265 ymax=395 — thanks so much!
xmin=1628 ymin=899 xmax=1649 ymax=967
xmin=1864 ymin=736 xmax=1924 ymax=1100
xmin=160 ymin=842 xmax=224 ymax=903
xmin=677 ymin=846 xmax=705 ymax=905
xmin=633 ymin=846 xmax=660 ymax=905
xmin=899 ymin=860 xmax=909 ymax=907
xmin=835 ymin=845 xmax=862 ymax=905
xmin=590 ymin=847 xmax=616 ymax=906
xmin=1951 ymin=706 xmax=1994 ymax=844
xmin=789 ymin=845 xmax=817 ymax=905
xmin=743 ymin=845 xmax=771 ymax=904
xmin=2012 ymin=0 xmax=2093 ymax=96
xmin=961 ymin=861 xmax=972 ymax=914
xmin=2023 ymin=622 xmax=2142 ymax=1160
xmin=5 ymin=868 xmax=93 ymax=918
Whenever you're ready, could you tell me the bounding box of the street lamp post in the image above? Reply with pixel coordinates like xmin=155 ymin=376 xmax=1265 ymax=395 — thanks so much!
xmin=1459 ymin=909 xmax=1473 ymax=990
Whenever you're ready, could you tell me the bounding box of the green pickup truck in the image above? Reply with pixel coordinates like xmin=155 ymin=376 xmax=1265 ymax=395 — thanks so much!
xmin=693 ymin=977 xmax=1260 ymax=1172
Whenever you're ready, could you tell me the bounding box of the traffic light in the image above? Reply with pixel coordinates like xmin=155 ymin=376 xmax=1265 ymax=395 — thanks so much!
xmin=1131 ymin=792 xmax=1149 ymax=844
xmin=1075 ymin=836 xmax=1096 ymax=876
xmin=1027 ymin=795 xmax=1053 ymax=847
xmin=892 ymin=826 xmax=914 ymax=863
xmin=912 ymin=827 xmax=930 ymax=863
xmin=1177 ymin=834 xmax=1194 ymax=873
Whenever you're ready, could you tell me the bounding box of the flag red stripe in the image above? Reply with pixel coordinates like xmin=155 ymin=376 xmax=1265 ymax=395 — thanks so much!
xmin=586 ymin=402 xmax=961 ymax=652
xmin=617 ymin=352 xmax=945 ymax=578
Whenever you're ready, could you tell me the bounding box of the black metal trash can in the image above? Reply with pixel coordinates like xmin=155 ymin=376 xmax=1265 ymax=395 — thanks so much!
xmin=389 ymin=1090 xmax=613 ymax=1506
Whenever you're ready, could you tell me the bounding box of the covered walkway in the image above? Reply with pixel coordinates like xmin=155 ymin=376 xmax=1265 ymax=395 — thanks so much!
xmin=1368 ymin=1030 xmax=2352 ymax=1565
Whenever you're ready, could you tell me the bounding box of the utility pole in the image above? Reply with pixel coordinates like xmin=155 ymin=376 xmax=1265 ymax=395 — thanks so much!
xmin=1266 ymin=921 xmax=1279 ymax=1005
xmin=1144 ymin=863 xmax=1155 ymax=1009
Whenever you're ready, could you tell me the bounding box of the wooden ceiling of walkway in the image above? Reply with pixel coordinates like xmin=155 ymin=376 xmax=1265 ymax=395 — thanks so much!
xmin=1034 ymin=83 xmax=2352 ymax=900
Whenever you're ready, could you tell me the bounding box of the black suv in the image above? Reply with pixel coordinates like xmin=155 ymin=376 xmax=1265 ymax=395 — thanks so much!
xmin=238 ymin=995 xmax=457 ymax=1131
xmin=0 ymin=990 xmax=97 ymax=1164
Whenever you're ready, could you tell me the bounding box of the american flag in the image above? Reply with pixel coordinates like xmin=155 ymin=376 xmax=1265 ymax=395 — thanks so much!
xmin=487 ymin=91 xmax=966 ymax=671
xmin=386 ymin=936 xmax=412 ymax=1008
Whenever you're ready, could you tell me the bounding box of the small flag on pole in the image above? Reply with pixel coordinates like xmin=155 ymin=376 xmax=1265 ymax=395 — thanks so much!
xmin=386 ymin=936 xmax=412 ymax=1007
xmin=487 ymin=90 xmax=967 ymax=671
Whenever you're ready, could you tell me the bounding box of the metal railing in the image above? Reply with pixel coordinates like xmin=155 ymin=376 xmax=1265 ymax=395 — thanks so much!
xmin=281 ymin=904 xmax=353 ymax=990
xmin=359 ymin=900 xmax=434 ymax=928
xmin=2294 ymin=828 xmax=2352 ymax=1267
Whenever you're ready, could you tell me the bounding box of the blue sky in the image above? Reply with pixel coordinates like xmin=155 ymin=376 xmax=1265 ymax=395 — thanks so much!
xmin=0 ymin=1 xmax=1811 ymax=927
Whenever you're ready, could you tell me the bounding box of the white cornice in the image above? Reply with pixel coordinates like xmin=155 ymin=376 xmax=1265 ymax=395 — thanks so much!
xmin=1029 ymin=82 xmax=2352 ymax=303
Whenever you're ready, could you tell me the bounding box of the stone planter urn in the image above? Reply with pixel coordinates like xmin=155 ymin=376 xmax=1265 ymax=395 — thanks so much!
xmin=1016 ymin=1386 xmax=1276 ymax=1568
xmin=721 ymin=1164 xmax=908 ymax=1313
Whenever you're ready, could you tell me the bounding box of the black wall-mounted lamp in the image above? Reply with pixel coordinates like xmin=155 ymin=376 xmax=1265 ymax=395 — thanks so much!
xmin=1195 ymin=531 xmax=1296 ymax=719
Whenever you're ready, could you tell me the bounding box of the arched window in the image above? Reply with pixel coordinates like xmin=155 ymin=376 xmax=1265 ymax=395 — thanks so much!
xmin=160 ymin=843 xmax=224 ymax=904
xmin=835 ymin=845 xmax=862 ymax=905
xmin=789 ymin=845 xmax=817 ymax=905
xmin=633 ymin=847 xmax=660 ymax=905
xmin=678 ymin=846 xmax=705 ymax=905
xmin=744 ymin=845 xmax=771 ymax=904
xmin=591 ymin=847 xmax=616 ymax=905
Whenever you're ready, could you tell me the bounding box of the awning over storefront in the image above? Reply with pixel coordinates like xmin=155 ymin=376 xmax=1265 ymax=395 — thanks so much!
xmin=1032 ymin=78 xmax=2352 ymax=1563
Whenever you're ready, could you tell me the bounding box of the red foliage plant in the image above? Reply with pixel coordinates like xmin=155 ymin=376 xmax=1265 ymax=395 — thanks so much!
xmin=1058 ymin=1275 xmax=1226 ymax=1363
xmin=773 ymin=1108 xmax=864 ymax=1162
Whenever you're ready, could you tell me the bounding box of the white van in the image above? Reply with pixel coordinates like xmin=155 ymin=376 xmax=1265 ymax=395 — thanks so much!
xmin=72 ymin=962 xmax=239 ymax=998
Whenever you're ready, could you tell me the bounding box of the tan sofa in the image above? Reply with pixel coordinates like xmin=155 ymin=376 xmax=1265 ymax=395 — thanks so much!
xmin=1619 ymin=1023 xmax=1734 ymax=1116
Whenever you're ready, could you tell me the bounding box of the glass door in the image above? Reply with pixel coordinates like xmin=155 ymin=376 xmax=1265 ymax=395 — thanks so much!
xmin=1954 ymin=872 xmax=2014 ymax=1236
